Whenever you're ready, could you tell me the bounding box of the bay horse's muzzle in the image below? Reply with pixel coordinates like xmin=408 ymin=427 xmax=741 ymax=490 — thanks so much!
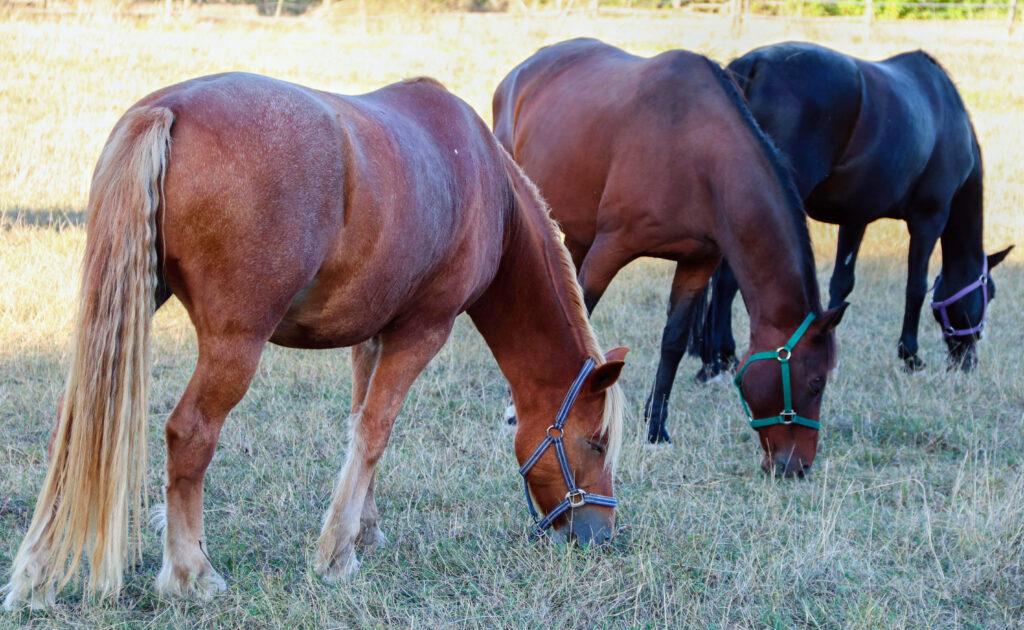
xmin=761 ymin=449 xmax=813 ymax=478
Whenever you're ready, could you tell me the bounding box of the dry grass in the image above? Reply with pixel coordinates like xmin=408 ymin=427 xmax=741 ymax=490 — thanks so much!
xmin=1 ymin=8 xmax=1023 ymax=628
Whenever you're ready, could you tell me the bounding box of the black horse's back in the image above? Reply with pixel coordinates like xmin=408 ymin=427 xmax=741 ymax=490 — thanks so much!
xmin=700 ymin=42 xmax=1006 ymax=375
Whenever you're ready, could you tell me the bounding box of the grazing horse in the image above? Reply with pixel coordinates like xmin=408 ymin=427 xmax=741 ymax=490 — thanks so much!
xmin=695 ymin=42 xmax=1012 ymax=380
xmin=2 ymin=73 xmax=627 ymax=608
xmin=493 ymin=38 xmax=846 ymax=467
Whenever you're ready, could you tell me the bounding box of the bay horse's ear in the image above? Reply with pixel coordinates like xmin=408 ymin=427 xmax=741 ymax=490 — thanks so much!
xmin=988 ymin=245 xmax=1014 ymax=270
xmin=811 ymin=302 xmax=849 ymax=339
xmin=587 ymin=347 xmax=629 ymax=394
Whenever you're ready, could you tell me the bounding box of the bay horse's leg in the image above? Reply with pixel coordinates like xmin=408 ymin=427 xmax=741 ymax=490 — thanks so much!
xmin=577 ymin=233 xmax=633 ymax=314
xmin=348 ymin=339 xmax=386 ymax=550
xmin=644 ymin=260 xmax=717 ymax=444
xmin=157 ymin=334 xmax=266 ymax=598
xmin=898 ymin=218 xmax=942 ymax=372
xmin=827 ymin=223 xmax=867 ymax=308
xmin=316 ymin=324 xmax=452 ymax=582
xmin=695 ymin=260 xmax=740 ymax=384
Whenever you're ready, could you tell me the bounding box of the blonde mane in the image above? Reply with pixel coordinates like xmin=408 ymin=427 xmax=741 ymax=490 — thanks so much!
xmin=498 ymin=144 xmax=624 ymax=470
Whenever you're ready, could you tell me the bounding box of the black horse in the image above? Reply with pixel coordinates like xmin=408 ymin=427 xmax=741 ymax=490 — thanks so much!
xmin=691 ymin=42 xmax=1012 ymax=386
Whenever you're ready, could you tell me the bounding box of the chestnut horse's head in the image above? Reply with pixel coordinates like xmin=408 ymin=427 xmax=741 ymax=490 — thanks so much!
xmin=930 ymin=246 xmax=1013 ymax=372
xmin=514 ymin=347 xmax=627 ymax=545
xmin=734 ymin=305 xmax=847 ymax=478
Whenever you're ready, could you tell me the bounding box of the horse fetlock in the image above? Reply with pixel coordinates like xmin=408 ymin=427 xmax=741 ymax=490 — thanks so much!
xmin=2 ymin=570 xmax=55 ymax=611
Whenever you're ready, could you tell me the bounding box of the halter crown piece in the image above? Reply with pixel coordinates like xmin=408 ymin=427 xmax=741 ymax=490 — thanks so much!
xmin=518 ymin=358 xmax=617 ymax=537
xmin=930 ymin=258 xmax=988 ymax=338
xmin=733 ymin=313 xmax=820 ymax=431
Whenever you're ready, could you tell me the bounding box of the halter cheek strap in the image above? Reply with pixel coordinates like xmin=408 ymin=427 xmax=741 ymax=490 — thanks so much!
xmin=733 ymin=313 xmax=820 ymax=431
xmin=930 ymin=258 xmax=988 ymax=338
xmin=518 ymin=358 xmax=617 ymax=537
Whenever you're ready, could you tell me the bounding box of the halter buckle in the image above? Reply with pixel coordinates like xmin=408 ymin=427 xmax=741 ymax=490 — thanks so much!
xmin=566 ymin=489 xmax=587 ymax=508
xmin=546 ymin=425 xmax=564 ymax=440
xmin=776 ymin=347 xmax=791 ymax=362
xmin=780 ymin=411 xmax=796 ymax=424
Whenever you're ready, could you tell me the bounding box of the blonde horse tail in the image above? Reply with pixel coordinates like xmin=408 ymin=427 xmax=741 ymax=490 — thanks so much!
xmin=3 ymin=106 xmax=173 ymax=607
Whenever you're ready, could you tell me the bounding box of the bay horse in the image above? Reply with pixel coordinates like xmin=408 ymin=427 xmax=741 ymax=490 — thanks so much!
xmin=493 ymin=38 xmax=846 ymax=468
xmin=2 ymin=73 xmax=627 ymax=608
xmin=694 ymin=42 xmax=1012 ymax=380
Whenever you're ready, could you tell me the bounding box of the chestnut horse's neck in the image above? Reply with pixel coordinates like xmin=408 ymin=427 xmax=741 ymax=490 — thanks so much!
xmin=468 ymin=153 xmax=603 ymax=416
xmin=712 ymin=60 xmax=823 ymax=341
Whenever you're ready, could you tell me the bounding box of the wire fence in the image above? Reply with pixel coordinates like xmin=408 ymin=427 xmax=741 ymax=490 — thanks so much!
xmin=2 ymin=0 xmax=1020 ymax=32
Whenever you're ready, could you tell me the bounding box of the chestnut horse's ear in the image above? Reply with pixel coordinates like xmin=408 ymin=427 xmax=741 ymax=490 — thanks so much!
xmin=988 ymin=245 xmax=1014 ymax=270
xmin=811 ymin=302 xmax=848 ymax=339
xmin=586 ymin=347 xmax=629 ymax=394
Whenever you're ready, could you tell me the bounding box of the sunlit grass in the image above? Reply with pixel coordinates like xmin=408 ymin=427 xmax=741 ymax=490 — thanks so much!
xmin=1 ymin=9 xmax=1022 ymax=628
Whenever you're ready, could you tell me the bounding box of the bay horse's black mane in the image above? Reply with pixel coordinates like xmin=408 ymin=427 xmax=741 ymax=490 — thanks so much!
xmin=703 ymin=57 xmax=822 ymax=315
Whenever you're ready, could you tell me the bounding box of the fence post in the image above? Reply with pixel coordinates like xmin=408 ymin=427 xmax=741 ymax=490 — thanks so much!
xmin=731 ymin=0 xmax=742 ymax=36
xmin=1010 ymin=0 xmax=1018 ymax=34
xmin=865 ymin=0 xmax=874 ymax=24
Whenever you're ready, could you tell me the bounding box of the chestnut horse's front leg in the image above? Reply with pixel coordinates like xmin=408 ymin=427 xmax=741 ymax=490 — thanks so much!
xmin=315 ymin=324 xmax=451 ymax=583
xmin=156 ymin=334 xmax=267 ymax=598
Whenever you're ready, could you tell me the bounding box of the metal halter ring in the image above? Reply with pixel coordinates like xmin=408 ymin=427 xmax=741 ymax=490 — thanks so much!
xmin=566 ymin=489 xmax=587 ymax=508
xmin=780 ymin=410 xmax=796 ymax=424
xmin=776 ymin=347 xmax=791 ymax=361
xmin=546 ymin=425 xmax=564 ymax=439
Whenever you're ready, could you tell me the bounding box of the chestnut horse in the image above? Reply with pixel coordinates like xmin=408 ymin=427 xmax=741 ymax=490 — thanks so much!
xmin=493 ymin=38 xmax=846 ymax=469
xmin=3 ymin=73 xmax=626 ymax=608
xmin=693 ymin=42 xmax=1013 ymax=379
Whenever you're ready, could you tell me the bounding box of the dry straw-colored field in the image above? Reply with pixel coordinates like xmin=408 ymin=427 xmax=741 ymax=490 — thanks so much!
xmin=1 ymin=6 xmax=1023 ymax=628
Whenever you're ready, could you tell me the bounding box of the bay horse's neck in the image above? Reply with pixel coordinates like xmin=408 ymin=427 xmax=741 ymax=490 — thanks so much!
xmin=468 ymin=174 xmax=599 ymax=415
xmin=710 ymin=59 xmax=823 ymax=344
xmin=939 ymin=163 xmax=985 ymax=280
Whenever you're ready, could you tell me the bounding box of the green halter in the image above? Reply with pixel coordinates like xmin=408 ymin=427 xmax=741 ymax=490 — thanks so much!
xmin=733 ymin=313 xmax=820 ymax=431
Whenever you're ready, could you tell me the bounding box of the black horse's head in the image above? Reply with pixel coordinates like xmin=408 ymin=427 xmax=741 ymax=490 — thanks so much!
xmin=931 ymin=246 xmax=1013 ymax=371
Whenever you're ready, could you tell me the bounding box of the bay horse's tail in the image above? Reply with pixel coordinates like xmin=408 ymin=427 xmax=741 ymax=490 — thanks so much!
xmin=4 ymin=106 xmax=173 ymax=605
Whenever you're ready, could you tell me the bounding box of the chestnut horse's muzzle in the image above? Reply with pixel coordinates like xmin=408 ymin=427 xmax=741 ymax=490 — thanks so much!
xmin=519 ymin=358 xmax=617 ymax=538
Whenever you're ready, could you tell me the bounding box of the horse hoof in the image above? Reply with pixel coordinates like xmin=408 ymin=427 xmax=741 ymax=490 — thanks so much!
xmin=646 ymin=426 xmax=671 ymax=444
xmin=315 ymin=549 xmax=360 ymax=584
xmin=901 ymin=355 xmax=926 ymax=373
xmin=694 ymin=364 xmax=719 ymax=384
xmin=355 ymin=525 xmax=386 ymax=551
xmin=155 ymin=565 xmax=226 ymax=600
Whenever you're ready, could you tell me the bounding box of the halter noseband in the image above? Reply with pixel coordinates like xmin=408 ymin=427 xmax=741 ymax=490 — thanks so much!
xmin=733 ymin=313 xmax=820 ymax=431
xmin=930 ymin=258 xmax=988 ymax=338
xmin=518 ymin=358 xmax=617 ymax=537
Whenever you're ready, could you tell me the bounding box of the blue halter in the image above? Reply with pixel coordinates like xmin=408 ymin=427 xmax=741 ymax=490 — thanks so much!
xmin=518 ymin=358 xmax=617 ymax=537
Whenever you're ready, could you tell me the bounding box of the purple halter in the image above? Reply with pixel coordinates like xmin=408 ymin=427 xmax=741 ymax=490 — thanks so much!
xmin=930 ymin=258 xmax=988 ymax=338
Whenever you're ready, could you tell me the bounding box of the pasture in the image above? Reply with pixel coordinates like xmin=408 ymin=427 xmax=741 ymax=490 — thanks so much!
xmin=1 ymin=7 xmax=1023 ymax=628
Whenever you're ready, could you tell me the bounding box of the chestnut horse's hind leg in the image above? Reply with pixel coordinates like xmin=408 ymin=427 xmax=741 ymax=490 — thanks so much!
xmin=316 ymin=324 xmax=452 ymax=582
xmin=645 ymin=260 xmax=718 ymax=444
xmin=348 ymin=340 xmax=386 ymax=551
xmin=156 ymin=334 xmax=266 ymax=598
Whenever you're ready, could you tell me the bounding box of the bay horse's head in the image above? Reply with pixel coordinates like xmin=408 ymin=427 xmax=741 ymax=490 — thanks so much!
xmin=514 ymin=347 xmax=627 ymax=545
xmin=931 ymin=246 xmax=1013 ymax=372
xmin=734 ymin=305 xmax=847 ymax=478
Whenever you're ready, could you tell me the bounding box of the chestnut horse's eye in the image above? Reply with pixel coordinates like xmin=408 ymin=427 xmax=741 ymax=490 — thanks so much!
xmin=587 ymin=439 xmax=606 ymax=455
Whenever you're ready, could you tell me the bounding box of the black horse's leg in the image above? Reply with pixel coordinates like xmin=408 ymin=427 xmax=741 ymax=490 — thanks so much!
xmin=828 ymin=223 xmax=867 ymax=308
xmin=898 ymin=219 xmax=942 ymax=372
xmin=695 ymin=261 xmax=740 ymax=383
xmin=645 ymin=261 xmax=716 ymax=444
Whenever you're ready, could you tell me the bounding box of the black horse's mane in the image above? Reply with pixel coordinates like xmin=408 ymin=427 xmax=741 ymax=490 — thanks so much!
xmin=704 ymin=57 xmax=823 ymax=315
